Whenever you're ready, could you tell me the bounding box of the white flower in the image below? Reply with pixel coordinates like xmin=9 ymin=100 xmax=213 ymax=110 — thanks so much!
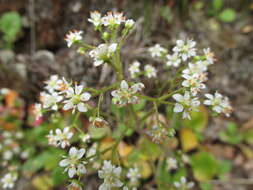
xmin=65 ymin=30 xmax=83 ymax=48
xmin=203 ymin=48 xmax=215 ymax=65
xmin=129 ymin=61 xmax=140 ymax=78
xmin=81 ymin=134 xmax=91 ymax=143
xmin=174 ymin=177 xmax=194 ymax=189
xmin=47 ymin=127 xmax=73 ymax=148
xmin=173 ymin=91 xmax=200 ymax=119
xmin=173 ymin=39 xmax=196 ymax=61
xmin=98 ymin=160 xmax=123 ymax=190
xmin=182 ymin=73 xmax=207 ymax=96
xmin=44 ymin=75 xmax=62 ymax=93
xmin=47 ymin=130 xmax=58 ymax=147
xmin=1 ymin=173 xmax=17 ymax=189
xmin=89 ymin=43 xmax=117 ymax=67
xmin=41 ymin=92 xmax=63 ymax=111
xmin=0 ymin=88 xmax=10 ymax=95
xmin=63 ymin=85 xmax=91 ymax=113
xmin=147 ymin=125 xmax=168 ymax=143
xmin=204 ymin=92 xmax=232 ymax=117
xmin=144 ymin=65 xmax=157 ymax=78
xmin=102 ymin=12 xmax=125 ymax=27
xmin=148 ymin=44 xmax=167 ymax=58
xmin=166 ymin=53 xmax=181 ymax=67
xmin=86 ymin=145 xmax=97 ymax=161
xmin=58 ymin=77 xmax=72 ymax=93
xmin=3 ymin=151 xmax=13 ymax=160
xmin=111 ymin=80 xmax=144 ymax=106
xmin=182 ymin=61 xmax=207 ymax=76
xmin=125 ymin=19 xmax=135 ymax=28
xmin=166 ymin=158 xmax=178 ymax=170
xmin=59 ymin=147 xmax=87 ymax=178
xmin=15 ymin=132 xmax=23 ymax=139
xmin=88 ymin=11 xmax=102 ymax=27
xmin=127 ymin=167 xmax=141 ymax=184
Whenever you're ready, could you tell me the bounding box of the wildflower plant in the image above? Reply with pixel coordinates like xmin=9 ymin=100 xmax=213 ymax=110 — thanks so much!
xmin=6 ymin=10 xmax=234 ymax=190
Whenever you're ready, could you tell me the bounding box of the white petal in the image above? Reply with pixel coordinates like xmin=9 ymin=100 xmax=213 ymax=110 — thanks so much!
xmin=205 ymin=94 xmax=213 ymax=99
xmin=75 ymin=85 xmax=83 ymax=95
xmin=68 ymin=167 xmax=76 ymax=178
xmin=66 ymin=88 xmax=74 ymax=97
xmin=77 ymin=103 xmax=88 ymax=112
xmin=63 ymin=102 xmax=74 ymax=110
xmin=69 ymin=147 xmax=77 ymax=156
xmin=98 ymin=183 xmax=108 ymax=190
xmin=174 ymin=103 xmax=184 ymax=113
xmin=113 ymin=179 xmax=123 ymax=187
xmin=120 ymin=80 xmax=129 ymax=90
xmin=109 ymin=43 xmax=117 ymax=52
xmin=94 ymin=60 xmax=104 ymax=67
xmin=173 ymin=94 xmax=183 ymax=102
xmin=114 ymin=167 xmax=122 ymax=175
xmin=174 ymin=182 xmax=180 ymax=188
xmin=203 ymin=100 xmax=212 ymax=105
xmin=181 ymin=177 xmax=186 ymax=184
xmin=77 ymin=148 xmax=86 ymax=159
xmin=59 ymin=159 xmax=70 ymax=167
xmin=80 ymin=92 xmax=91 ymax=101
xmin=77 ymin=164 xmax=86 ymax=174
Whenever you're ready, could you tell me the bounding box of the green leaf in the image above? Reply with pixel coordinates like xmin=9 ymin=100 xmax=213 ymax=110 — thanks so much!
xmin=22 ymin=148 xmax=64 ymax=173
xmin=217 ymin=160 xmax=232 ymax=179
xmin=200 ymin=182 xmax=213 ymax=190
xmin=51 ymin=167 xmax=68 ymax=186
xmin=132 ymin=99 xmax=146 ymax=111
xmin=160 ymin=6 xmax=173 ymax=22
xmin=242 ymin=128 xmax=253 ymax=145
xmin=32 ymin=175 xmax=54 ymax=190
xmin=0 ymin=12 xmax=22 ymax=43
xmin=89 ymin=126 xmax=109 ymax=139
xmin=182 ymin=106 xmax=208 ymax=133
xmin=138 ymin=137 xmax=162 ymax=161
xmin=212 ymin=0 xmax=224 ymax=11
xmin=219 ymin=122 xmax=243 ymax=145
xmin=218 ymin=8 xmax=236 ymax=23
xmin=191 ymin=152 xmax=219 ymax=181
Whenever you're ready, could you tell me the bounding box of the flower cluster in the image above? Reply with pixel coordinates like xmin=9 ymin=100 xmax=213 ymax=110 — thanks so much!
xmin=129 ymin=61 xmax=157 ymax=79
xmin=126 ymin=167 xmax=141 ymax=185
xmin=65 ymin=30 xmax=83 ymax=48
xmin=47 ymin=127 xmax=73 ymax=149
xmin=89 ymin=43 xmax=117 ymax=67
xmin=173 ymin=91 xmax=200 ymax=119
xmin=111 ymin=80 xmax=145 ymax=106
xmin=166 ymin=157 xmax=178 ymax=170
xmin=31 ymin=10 xmax=234 ymax=190
xmin=1 ymin=173 xmax=17 ymax=189
xmin=98 ymin=160 xmax=123 ymax=190
xmin=38 ymin=75 xmax=91 ymax=114
xmin=88 ymin=11 xmax=134 ymax=30
xmin=148 ymin=44 xmax=167 ymax=58
xmin=174 ymin=177 xmax=194 ymax=189
xmin=204 ymin=91 xmax=232 ymax=116
xmin=59 ymin=147 xmax=87 ymax=178
xmin=148 ymin=39 xmax=231 ymax=119
xmin=0 ymin=131 xmax=24 ymax=164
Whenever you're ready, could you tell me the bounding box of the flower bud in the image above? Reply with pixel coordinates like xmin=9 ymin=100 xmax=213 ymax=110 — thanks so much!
xmin=102 ymin=32 xmax=110 ymax=41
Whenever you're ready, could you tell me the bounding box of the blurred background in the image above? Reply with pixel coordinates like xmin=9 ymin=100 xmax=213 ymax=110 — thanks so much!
xmin=0 ymin=0 xmax=253 ymax=190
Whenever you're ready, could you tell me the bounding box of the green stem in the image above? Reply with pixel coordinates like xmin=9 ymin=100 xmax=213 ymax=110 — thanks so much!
xmin=158 ymin=87 xmax=185 ymax=101
xmin=97 ymin=94 xmax=104 ymax=117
